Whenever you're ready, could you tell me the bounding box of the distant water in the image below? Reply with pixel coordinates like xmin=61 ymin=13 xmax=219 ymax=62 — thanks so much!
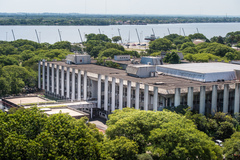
xmin=0 ymin=23 xmax=240 ymax=44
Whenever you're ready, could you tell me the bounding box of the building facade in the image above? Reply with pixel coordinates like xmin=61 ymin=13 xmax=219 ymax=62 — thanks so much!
xmin=38 ymin=60 xmax=240 ymax=116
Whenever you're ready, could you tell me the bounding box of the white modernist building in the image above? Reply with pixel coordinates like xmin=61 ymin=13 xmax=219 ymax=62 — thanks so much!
xmin=38 ymin=60 xmax=240 ymax=117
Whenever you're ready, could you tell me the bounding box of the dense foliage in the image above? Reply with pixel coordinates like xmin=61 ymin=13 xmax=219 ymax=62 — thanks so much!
xmin=1 ymin=13 xmax=240 ymax=25
xmin=0 ymin=39 xmax=74 ymax=97
xmin=106 ymin=108 xmax=223 ymax=159
xmin=223 ymin=132 xmax=240 ymax=159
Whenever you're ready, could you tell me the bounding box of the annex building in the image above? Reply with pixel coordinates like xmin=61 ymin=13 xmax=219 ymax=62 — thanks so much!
xmin=38 ymin=56 xmax=240 ymax=117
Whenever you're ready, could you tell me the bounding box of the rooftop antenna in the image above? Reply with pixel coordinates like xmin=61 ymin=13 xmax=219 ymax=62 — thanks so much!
xmin=98 ymin=29 xmax=101 ymax=34
xmin=58 ymin=29 xmax=62 ymax=42
xmin=152 ymin=28 xmax=155 ymax=36
xmin=135 ymin=28 xmax=141 ymax=45
xmin=196 ymin=28 xmax=199 ymax=33
xmin=78 ymin=29 xmax=83 ymax=43
xmin=167 ymin=28 xmax=171 ymax=35
xmin=118 ymin=28 xmax=123 ymax=44
xmin=35 ymin=29 xmax=40 ymax=43
xmin=182 ymin=28 xmax=186 ymax=36
xmin=11 ymin=29 xmax=16 ymax=41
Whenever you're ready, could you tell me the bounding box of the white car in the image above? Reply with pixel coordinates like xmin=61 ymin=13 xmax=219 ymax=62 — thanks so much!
xmin=215 ymin=140 xmax=223 ymax=147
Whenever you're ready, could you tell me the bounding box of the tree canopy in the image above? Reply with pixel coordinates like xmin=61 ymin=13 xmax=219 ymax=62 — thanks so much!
xmin=106 ymin=108 xmax=222 ymax=159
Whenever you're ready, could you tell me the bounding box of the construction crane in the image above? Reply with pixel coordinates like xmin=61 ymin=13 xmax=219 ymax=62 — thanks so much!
xmin=135 ymin=28 xmax=141 ymax=45
xmin=167 ymin=28 xmax=171 ymax=35
xmin=35 ymin=29 xmax=40 ymax=43
xmin=78 ymin=29 xmax=83 ymax=44
xmin=196 ymin=28 xmax=199 ymax=33
xmin=182 ymin=28 xmax=186 ymax=36
xmin=11 ymin=29 xmax=16 ymax=41
xmin=152 ymin=28 xmax=155 ymax=36
xmin=117 ymin=28 xmax=123 ymax=44
xmin=58 ymin=29 xmax=62 ymax=42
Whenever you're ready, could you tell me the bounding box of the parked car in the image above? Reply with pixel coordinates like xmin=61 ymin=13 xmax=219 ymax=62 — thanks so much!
xmin=215 ymin=140 xmax=223 ymax=147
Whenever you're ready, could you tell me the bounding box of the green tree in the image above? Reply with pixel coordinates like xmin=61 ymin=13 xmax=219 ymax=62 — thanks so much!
xmin=149 ymin=38 xmax=172 ymax=52
xmin=223 ymin=132 xmax=240 ymax=160
xmin=49 ymin=41 xmax=71 ymax=51
xmin=163 ymin=52 xmax=180 ymax=64
xmin=112 ymin=36 xmax=122 ymax=43
xmin=98 ymin=48 xmax=123 ymax=58
xmin=101 ymin=136 xmax=138 ymax=160
xmin=0 ymin=108 xmax=104 ymax=160
xmin=216 ymin=121 xmax=236 ymax=140
xmin=148 ymin=121 xmax=222 ymax=160
xmin=106 ymin=108 xmax=222 ymax=159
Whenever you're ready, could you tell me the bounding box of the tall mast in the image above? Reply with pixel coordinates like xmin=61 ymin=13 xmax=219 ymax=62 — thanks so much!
xmin=35 ymin=29 xmax=40 ymax=43
xmin=11 ymin=29 xmax=16 ymax=41
xmin=78 ymin=29 xmax=83 ymax=43
xmin=135 ymin=28 xmax=141 ymax=45
xmin=58 ymin=29 xmax=62 ymax=42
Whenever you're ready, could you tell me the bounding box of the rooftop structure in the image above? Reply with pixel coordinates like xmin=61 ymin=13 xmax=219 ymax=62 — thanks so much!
xmin=157 ymin=63 xmax=240 ymax=82
xmin=126 ymin=65 xmax=157 ymax=78
xmin=114 ymin=55 xmax=130 ymax=61
xmin=140 ymin=56 xmax=163 ymax=65
xmin=66 ymin=54 xmax=91 ymax=64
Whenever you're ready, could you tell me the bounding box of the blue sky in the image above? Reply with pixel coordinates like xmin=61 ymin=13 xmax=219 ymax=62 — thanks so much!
xmin=0 ymin=0 xmax=239 ymax=16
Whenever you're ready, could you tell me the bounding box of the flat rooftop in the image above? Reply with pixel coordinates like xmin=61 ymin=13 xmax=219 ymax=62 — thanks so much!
xmin=48 ymin=61 xmax=235 ymax=93
xmin=157 ymin=63 xmax=240 ymax=82
xmin=44 ymin=108 xmax=84 ymax=117
xmin=6 ymin=97 xmax=47 ymax=105
xmin=158 ymin=63 xmax=240 ymax=74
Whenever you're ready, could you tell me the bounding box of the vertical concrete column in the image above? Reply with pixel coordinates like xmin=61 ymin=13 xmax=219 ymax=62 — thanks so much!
xmin=187 ymin=87 xmax=194 ymax=110
xmin=127 ymin=81 xmax=131 ymax=108
xmin=38 ymin=61 xmax=41 ymax=89
xmin=104 ymin=76 xmax=108 ymax=111
xmin=135 ymin=82 xmax=140 ymax=110
xmin=199 ymin=86 xmax=206 ymax=115
xmin=211 ymin=85 xmax=218 ymax=115
xmin=71 ymin=68 xmax=75 ymax=100
xmin=66 ymin=67 xmax=70 ymax=99
xmin=174 ymin=88 xmax=181 ymax=107
xmin=56 ymin=65 xmax=59 ymax=95
xmin=153 ymin=86 xmax=158 ymax=111
xmin=42 ymin=61 xmax=45 ymax=90
xmin=144 ymin=84 xmax=149 ymax=111
xmin=162 ymin=97 xmax=166 ymax=108
xmin=97 ymin=74 xmax=101 ymax=108
xmin=77 ymin=70 xmax=81 ymax=101
xmin=223 ymin=84 xmax=229 ymax=113
xmin=83 ymin=71 xmax=87 ymax=100
xmin=61 ymin=66 xmax=65 ymax=97
xmin=47 ymin=62 xmax=50 ymax=92
xmin=112 ymin=77 xmax=116 ymax=112
xmin=51 ymin=64 xmax=55 ymax=93
xmin=119 ymin=79 xmax=123 ymax=110
xmin=234 ymin=83 xmax=240 ymax=114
